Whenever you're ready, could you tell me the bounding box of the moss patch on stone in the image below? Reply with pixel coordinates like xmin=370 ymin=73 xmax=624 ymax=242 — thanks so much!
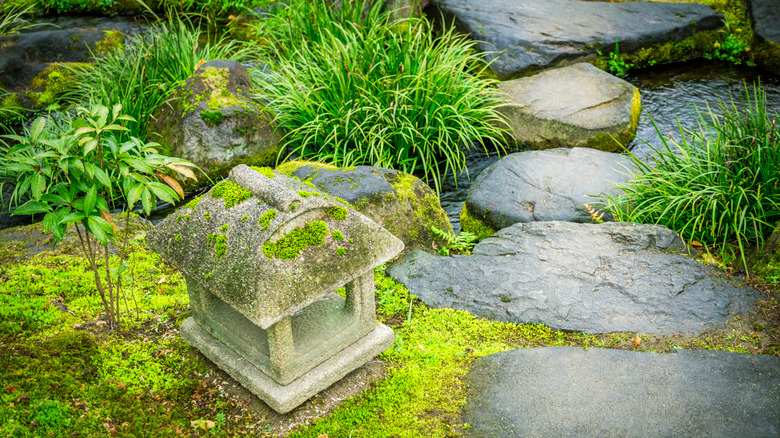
xmin=210 ymin=181 xmax=252 ymax=209
xmin=257 ymin=209 xmax=277 ymax=230
xmin=460 ymin=204 xmax=497 ymax=241
xmin=275 ymin=160 xmax=339 ymax=176
xmin=207 ymin=233 xmax=228 ymax=259
xmin=332 ymin=230 xmax=344 ymax=241
xmin=185 ymin=195 xmax=204 ymax=211
xmin=27 ymin=63 xmax=89 ymax=108
xmin=262 ymin=220 xmax=328 ymax=259
xmin=250 ymin=166 xmax=276 ymax=178
xmin=200 ymin=109 xmax=223 ymax=126
xmin=327 ymin=206 xmax=348 ymax=221
xmin=93 ymin=30 xmax=125 ymax=56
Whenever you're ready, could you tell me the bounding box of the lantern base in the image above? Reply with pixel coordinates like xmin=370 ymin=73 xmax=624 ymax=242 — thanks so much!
xmin=180 ymin=317 xmax=394 ymax=414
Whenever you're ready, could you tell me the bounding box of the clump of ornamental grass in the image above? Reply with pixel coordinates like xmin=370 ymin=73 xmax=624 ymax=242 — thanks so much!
xmin=604 ymin=83 xmax=780 ymax=271
xmin=256 ymin=0 xmax=506 ymax=193
xmin=63 ymin=15 xmax=255 ymax=142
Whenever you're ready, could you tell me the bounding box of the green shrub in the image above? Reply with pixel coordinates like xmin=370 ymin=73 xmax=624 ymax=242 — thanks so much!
xmin=65 ymin=16 xmax=254 ymax=143
xmin=4 ymin=104 xmax=196 ymax=329
xmin=604 ymin=84 xmax=780 ymax=270
xmin=257 ymin=0 xmax=506 ymax=192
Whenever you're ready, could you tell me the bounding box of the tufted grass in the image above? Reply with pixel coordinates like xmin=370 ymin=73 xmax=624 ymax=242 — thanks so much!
xmin=63 ymin=15 xmax=254 ymax=142
xmin=255 ymin=0 xmax=506 ymax=193
xmin=604 ymin=83 xmax=780 ymax=271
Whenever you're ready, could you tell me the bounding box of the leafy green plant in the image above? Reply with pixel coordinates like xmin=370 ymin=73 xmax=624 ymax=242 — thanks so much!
xmin=597 ymin=40 xmax=634 ymax=76
xmin=257 ymin=0 xmax=506 ymax=192
xmin=604 ymin=84 xmax=780 ymax=271
xmin=706 ymin=33 xmax=751 ymax=65
xmin=431 ymin=225 xmax=478 ymax=256
xmin=0 ymin=3 xmax=44 ymax=36
xmin=65 ymin=15 xmax=255 ymax=143
xmin=4 ymin=104 xmax=196 ymax=329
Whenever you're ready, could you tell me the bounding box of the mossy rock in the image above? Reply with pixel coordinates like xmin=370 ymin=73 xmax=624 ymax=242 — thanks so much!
xmin=24 ymin=62 xmax=91 ymax=109
xmin=496 ymin=63 xmax=641 ymax=152
xmin=148 ymin=60 xmax=282 ymax=189
xmin=290 ymin=163 xmax=452 ymax=250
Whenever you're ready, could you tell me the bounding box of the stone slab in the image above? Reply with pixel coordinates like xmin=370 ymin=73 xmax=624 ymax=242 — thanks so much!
xmin=387 ymin=221 xmax=761 ymax=335
xmin=465 ymin=148 xmax=635 ymax=228
xmin=464 ymin=347 xmax=780 ymax=437
xmin=180 ymin=317 xmax=395 ymax=413
xmin=497 ymin=63 xmax=641 ymax=151
xmin=746 ymin=0 xmax=780 ymax=45
xmin=427 ymin=0 xmax=723 ymax=78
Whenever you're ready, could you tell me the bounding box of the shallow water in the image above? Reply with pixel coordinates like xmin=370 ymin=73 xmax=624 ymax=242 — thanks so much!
xmin=441 ymin=61 xmax=780 ymax=231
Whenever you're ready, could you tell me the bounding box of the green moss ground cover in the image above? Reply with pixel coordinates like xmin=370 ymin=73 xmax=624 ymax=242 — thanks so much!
xmin=1 ymin=234 xmax=778 ymax=437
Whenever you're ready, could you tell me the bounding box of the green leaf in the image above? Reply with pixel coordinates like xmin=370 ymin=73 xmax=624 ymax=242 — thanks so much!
xmin=83 ymin=139 xmax=98 ymax=156
xmin=112 ymin=103 xmax=122 ymax=120
xmin=30 ymin=117 xmax=45 ymax=141
xmin=30 ymin=173 xmax=45 ymax=201
xmin=59 ymin=212 xmax=86 ymax=224
xmin=141 ymin=186 xmax=153 ymax=215
xmin=86 ymin=215 xmax=109 ymax=245
xmin=12 ymin=201 xmax=52 ymax=216
xmin=93 ymin=166 xmax=112 ymax=187
xmin=126 ymin=184 xmax=143 ymax=207
xmin=147 ymin=181 xmax=177 ymax=204
xmin=83 ymin=185 xmax=97 ymax=214
xmin=73 ymin=126 xmax=94 ymax=137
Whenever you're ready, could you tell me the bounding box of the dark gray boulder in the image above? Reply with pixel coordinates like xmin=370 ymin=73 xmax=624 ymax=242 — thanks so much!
xmin=0 ymin=28 xmax=126 ymax=91
xmin=464 ymin=347 xmax=780 ymax=438
xmin=286 ymin=163 xmax=452 ymax=250
xmin=746 ymin=0 xmax=780 ymax=45
xmin=149 ymin=60 xmax=282 ymax=187
xmin=426 ymin=0 xmax=723 ymax=78
xmin=387 ymin=221 xmax=760 ymax=335
xmin=463 ymin=148 xmax=635 ymax=234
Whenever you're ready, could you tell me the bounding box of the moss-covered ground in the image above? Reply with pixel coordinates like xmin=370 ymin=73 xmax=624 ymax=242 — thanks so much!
xmin=1 ymin=229 xmax=778 ymax=437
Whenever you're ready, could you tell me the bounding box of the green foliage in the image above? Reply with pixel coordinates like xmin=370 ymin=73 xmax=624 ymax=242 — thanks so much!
xmin=604 ymin=84 xmax=780 ymax=271
xmin=326 ymin=206 xmax=348 ymax=221
xmin=0 ymin=3 xmax=42 ymax=36
xmin=257 ymin=0 xmax=506 ymax=193
xmin=431 ymin=225 xmax=478 ymax=255
xmin=66 ymin=16 xmax=254 ymax=143
xmin=597 ymin=40 xmax=634 ymax=76
xmin=331 ymin=230 xmax=344 ymax=241
xmin=210 ymin=180 xmax=252 ymax=208
xmin=251 ymin=165 xmax=276 ymax=178
xmin=3 ymin=104 xmax=195 ymax=328
xmin=257 ymin=209 xmax=277 ymax=230
xmin=207 ymin=232 xmax=228 ymax=258
xmin=262 ymin=220 xmax=328 ymax=259
xmin=706 ymin=33 xmax=751 ymax=65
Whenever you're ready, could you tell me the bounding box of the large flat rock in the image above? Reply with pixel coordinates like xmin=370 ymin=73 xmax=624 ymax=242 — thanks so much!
xmin=464 ymin=148 xmax=635 ymax=230
xmin=387 ymin=222 xmax=760 ymax=335
xmin=746 ymin=0 xmax=780 ymax=45
xmin=427 ymin=0 xmax=723 ymax=78
xmin=464 ymin=347 xmax=780 ymax=437
xmin=497 ymin=63 xmax=641 ymax=151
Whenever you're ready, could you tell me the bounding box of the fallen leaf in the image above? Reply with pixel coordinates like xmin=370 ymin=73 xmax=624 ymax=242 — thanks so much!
xmin=194 ymin=59 xmax=207 ymax=73
xmin=191 ymin=419 xmax=215 ymax=430
xmin=632 ymin=335 xmax=642 ymax=346
xmin=690 ymin=240 xmax=703 ymax=247
xmin=96 ymin=321 xmax=107 ymax=328
xmin=4 ymin=384 xmax=17 ymax=394
xmin=157 ymin=277 xmax=167 ymax=284
xmin=318 ymin=435 xmax=329 ymax=438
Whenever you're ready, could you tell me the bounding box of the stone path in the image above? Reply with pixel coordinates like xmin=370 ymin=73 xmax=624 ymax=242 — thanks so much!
xmin=387 ymin=221 xmax=760 ymax=335
xmin=497 ymin=63 xmax=640 ymax=151
xmin=428 ymin=0 xmax=723 ymax=78
xmin=464 ymin=148 xmax=634 ymax=229
xmin=464 ymin=347 xmax=780 ymax=437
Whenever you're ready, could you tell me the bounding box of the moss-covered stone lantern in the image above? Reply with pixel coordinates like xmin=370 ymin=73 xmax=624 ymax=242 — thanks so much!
xmin=147 ymin=164 xmax=403 ymax=413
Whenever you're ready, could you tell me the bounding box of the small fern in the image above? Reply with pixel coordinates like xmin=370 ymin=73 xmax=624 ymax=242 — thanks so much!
xmin=431 ymin=226 xmax=478 ymax=256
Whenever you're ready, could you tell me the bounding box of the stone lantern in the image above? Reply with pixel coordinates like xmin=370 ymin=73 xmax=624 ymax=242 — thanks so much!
xmin=147 ymin=164 xmax=403 ymax=413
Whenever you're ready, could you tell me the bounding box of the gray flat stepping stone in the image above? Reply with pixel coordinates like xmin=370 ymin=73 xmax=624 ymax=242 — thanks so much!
xmin=465 ymin=347 xmax=780 ymax=437
xmin=387 ymin=222 xmax=761 ymax=335
xmin=465 ymin=148 xmax=634 ymax=229
xmin=498 ymin=63 xmax=641 ymax=151
xmin=428 ymin=0 xmax=723 ymax=78
xmin=746 ymin=0 xmax=780 ymax=45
